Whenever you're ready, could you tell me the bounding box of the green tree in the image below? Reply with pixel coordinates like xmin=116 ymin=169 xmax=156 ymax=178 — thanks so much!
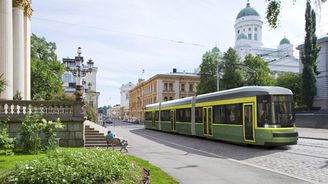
xmin=197 ymin=51 xmax=218 ymax=94
xmin=276 ymin=73 xmax=302 ymax=106
xmin=0 ymin=74 xmax=6 ymax=95
xmin=266 ymin=0 xmax=326 ymax=29
xmin=31 ymin=34 xmax=65 ymax=100
xmin=220 ymin=48 xmax=244 ymax=90
xmin=243 ymin=54 xmax=274 ymax=86
xmin=301 ymin=1 xmax=320 ymax=110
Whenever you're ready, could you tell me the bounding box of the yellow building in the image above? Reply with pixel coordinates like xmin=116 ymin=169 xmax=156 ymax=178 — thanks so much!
xmin=129 ymin=71 xmax=200 ymax=122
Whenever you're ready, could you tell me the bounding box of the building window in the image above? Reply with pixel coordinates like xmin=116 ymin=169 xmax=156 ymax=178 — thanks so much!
xmin=169 ymin=97 xmax=173 ymax=100
xmin=181 ymin=83 xmax=185 ymax=91
xmin=248 ymin=27 xmax=251 ymax=31
xmin=248 ymin=34 xmax=252 ymax=40
xmin=63 ymin=73 xmax=72 ymax=83
xmin=237 ymin=30 xmax=240 ymax=33
xmin=164 ymin=96 xmax=168 ymax=101
xmin=254 ymin=34 xmax=257 ymax=41
xmin=255 ymin=27 xmax=258 ymax=31
xmin=189 ymin=84 xmax=193 ymax=92
xmin=164 ymin=83 xmax=168 ymax=91
xmin=169 ymin=83 xmax=173 ymax=91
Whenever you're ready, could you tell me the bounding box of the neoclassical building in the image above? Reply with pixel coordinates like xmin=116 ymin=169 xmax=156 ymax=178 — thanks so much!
xmin=120 ymin=82 xmax=135 ymax=120
xmin=234 ymin=3 xmax=299 ymax=78
xmin=129 ymin=69 xmax=200 ymax=122
xmin=0 ymin=0 xmax=32 ymax=100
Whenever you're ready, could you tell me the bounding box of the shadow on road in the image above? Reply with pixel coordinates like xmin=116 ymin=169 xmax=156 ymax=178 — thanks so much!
xmin=130 ymin=128 xmax=292 ymax=161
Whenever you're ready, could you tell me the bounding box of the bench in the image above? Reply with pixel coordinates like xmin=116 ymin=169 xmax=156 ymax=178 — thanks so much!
xmin=106 ymin=138 xmax=128 ymax=152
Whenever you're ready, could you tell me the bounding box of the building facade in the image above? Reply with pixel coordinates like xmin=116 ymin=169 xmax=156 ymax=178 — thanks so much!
xmin=62 ymin=50 xmax=100 ymax=112
xmin=297 ymin=36 xmax=328 ymax=111
xmin=0 ymin=0 xmax=32 ymax=100
xmin=234 ymin=3 xmax=299 ymax=78
xmin=107 ymin=105 xmax=122 ymax=120
xmin=120 ymin=82 xmax=135 ymax=120
xmin=129 ymin=71 xmax=200 ymax=122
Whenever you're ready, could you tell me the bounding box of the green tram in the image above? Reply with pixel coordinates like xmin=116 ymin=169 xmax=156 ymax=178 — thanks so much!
xmin=144 ymin=86 xmax=298 ymax=146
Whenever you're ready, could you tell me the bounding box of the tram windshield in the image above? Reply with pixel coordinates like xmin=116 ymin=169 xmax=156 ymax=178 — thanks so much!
xmin=257 ymin=95 xmax=294 ymax=128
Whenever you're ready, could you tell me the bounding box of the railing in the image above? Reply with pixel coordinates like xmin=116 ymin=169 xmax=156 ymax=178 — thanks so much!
xmin=0 ymin=100 xmax=84 ymax=122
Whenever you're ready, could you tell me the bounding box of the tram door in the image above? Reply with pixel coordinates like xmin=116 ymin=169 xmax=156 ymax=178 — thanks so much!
xmin=202 ymin=107 xmax=213 ymax=136
xmin=151 ymin=111 xmax=155 ymax=128
xmin=170 ymin=110 xmax=176 ymax=131
xmin=243 ymin=103 xmax=255 ymax=142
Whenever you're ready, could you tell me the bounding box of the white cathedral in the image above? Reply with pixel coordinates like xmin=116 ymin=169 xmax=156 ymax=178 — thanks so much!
xmin=233 ymin=3 xmax=299 ymax=78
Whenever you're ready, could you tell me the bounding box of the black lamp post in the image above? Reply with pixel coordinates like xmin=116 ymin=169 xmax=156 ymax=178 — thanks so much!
xmin=63 ymin=47 xmax=94 ymax=101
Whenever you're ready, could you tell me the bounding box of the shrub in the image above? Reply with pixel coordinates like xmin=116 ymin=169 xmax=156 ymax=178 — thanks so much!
xmin=20 ymin=114 xmax=43 ymax=153
xmin=3 ymin=149 xmax=142 ymax=184
xmin=0 ymin=121 xmax=15 ymax=155
xmin=85 ymin=104 xmax=97 ymax=122
xmin=13 ymin=91 xmax=22 ymax=101
xmin=40 ymin=118 xmax=63 ymax=151
xmin=20 ymin=114 xmax=63 ymax=153
xmin=51 ymin=92 xmax=75 ymax=102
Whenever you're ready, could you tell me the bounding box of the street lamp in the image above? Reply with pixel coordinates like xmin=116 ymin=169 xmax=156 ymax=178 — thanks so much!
xmin=63 ymin=47 xmax=94 ymax=101
xmin=216 ymin=56 xmax=222 ymax=91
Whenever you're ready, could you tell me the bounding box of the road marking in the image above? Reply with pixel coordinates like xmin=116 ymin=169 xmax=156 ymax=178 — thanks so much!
xmin=139 ymin=131 xmax=317 ymax=184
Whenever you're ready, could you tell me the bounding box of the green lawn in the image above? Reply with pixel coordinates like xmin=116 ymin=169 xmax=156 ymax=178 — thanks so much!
xmin=129 ymin=156 xmax=179 ymax=184
xmin=0 ymin=148 xmax=179 ymax=184
xmin=0 ymin=153 xmax=46 ymax=173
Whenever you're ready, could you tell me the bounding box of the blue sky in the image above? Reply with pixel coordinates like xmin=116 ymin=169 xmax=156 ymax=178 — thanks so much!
xmin=31 ymin=0 xmax=328 ymax=106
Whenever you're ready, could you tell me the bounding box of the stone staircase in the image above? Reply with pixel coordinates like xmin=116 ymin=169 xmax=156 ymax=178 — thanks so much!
xmin=85 ymin=125 xmax=108 ymax=148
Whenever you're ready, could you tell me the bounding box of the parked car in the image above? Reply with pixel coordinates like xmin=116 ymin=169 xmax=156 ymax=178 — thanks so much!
xmin=104 ymin=118 xmax=113 ymax=124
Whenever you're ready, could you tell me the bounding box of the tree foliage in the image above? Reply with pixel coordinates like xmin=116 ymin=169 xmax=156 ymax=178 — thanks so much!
xmin=276 ymin=72 xmax=302 ymax=106
xmin=301 ymin=1 xmax=320 ymax=110
xmin=0 ymin=73 xmax=6 ymax=95
xmin=243 ymin=54 xmax=274 ymax=86
xmin=196 ymin=51 xmax=218 ymax=94
xmin=266 ymin=0 xmax=326 ymax=29
xmin=220 ymin=48 xmax=244 ymax=90
xmin=31 ymin=34 xmax=65 ymax=100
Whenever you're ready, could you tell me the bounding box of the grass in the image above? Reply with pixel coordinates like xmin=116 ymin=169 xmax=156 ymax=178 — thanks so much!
xmin=0 ymin=148 xmax=179 ymax=184
xmin=128 ymin=155 xmax=179 ymax=184
xmin=0 ymin=153 xmax=46 ymax=173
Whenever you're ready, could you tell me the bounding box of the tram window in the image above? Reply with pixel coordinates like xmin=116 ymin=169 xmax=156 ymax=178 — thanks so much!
xmin=213 ymin=104 xmax=242 ymax=124
xmin=176 ymin=108 xmax=191 ymax=122
xmin=213 ymin=106 xmax=225 ymax=124
xmin=195 ymin=107 xmax=202 ymax=123
xmin=161 ymin=110 xmax=171 ymax=121
xmin=257 ymin=95 xmax=294 ymax=127
xmin=154 ymin=111 xmax=159 ymax=121
xmin=145 ymin=112 xmax=152 ymax=121
xmin=226 ymin=104 xmax=242 ymax=124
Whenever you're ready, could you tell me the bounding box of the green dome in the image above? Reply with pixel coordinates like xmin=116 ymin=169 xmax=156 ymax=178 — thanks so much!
xmin=237 ymin=33 xmax=248 ymax=40
xmin=212 ymin=46 xmax=220 ymax=53
xmin=279 ymin=38 xmax=290 ymax=45
xmin=236 ymin=3 xmax=260 ymax=20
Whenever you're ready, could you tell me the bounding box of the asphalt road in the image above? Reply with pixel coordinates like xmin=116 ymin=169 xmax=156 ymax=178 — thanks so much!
xmin=106 ymin=120 xmax=328 ymax=184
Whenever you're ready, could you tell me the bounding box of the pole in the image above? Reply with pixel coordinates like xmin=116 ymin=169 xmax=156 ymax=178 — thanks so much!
xmin=217 ymin=57 xmax=220 ymax=91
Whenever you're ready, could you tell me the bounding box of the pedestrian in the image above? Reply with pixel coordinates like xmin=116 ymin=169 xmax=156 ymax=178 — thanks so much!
xmin=106 ymin=130 xmax=116 ymax=140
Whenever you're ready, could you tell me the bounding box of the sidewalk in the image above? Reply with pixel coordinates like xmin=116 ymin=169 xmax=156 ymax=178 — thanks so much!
xmin=297 ymin=127 xmax=328 ymax=140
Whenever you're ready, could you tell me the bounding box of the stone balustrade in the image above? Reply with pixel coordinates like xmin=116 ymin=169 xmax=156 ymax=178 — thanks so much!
xmin=0 ymin=100 xmax=85 ymax=147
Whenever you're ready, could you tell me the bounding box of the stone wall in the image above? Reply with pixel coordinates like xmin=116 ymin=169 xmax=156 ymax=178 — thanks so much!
xmin=0 ymin=100 xmax=85 ymax=147
xmin=7 ymin=120 xmax=84 ymax=147
xmin=295 ymin=114 xmax=328 ymax=129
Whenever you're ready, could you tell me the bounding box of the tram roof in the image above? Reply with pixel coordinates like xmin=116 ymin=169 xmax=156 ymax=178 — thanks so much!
xmin=145 ymin=86 xmax=292 ymax=110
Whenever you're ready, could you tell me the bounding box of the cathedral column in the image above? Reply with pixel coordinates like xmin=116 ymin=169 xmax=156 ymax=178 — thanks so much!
xmin=24 ymin=2 xmax=32 ymax=100
xmin=13 ymin=0 xmax=27 ymax=99
xmin=0 ymin=0 xmax=13 ymax=99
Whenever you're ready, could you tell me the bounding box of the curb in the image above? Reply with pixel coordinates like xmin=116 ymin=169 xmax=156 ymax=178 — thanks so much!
xmin=299 ymin=136 xmax=328 ymax=141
